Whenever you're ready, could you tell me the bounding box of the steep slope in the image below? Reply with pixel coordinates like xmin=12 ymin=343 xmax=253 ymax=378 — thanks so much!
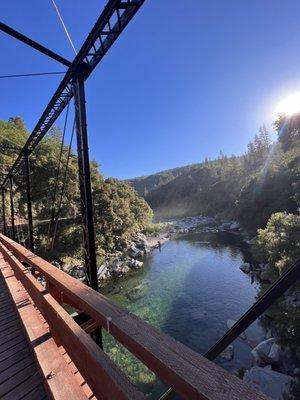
xmin=126 ymin=164 xmax=196 ymax=197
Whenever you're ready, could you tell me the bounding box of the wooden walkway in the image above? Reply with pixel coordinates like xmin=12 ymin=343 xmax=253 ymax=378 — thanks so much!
xmin=0 ymin=234 xmax=271 ymax=400
xmin=0 ymin=271 xmax=48 ymax=400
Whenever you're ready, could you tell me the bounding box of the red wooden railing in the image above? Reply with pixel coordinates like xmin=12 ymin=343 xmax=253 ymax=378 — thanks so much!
xmin=0 ymin=234 xmax=270 ymax=400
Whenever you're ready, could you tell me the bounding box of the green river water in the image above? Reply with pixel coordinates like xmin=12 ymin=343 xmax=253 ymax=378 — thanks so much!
xmin=102 ymin=231 xmax=264 ymax=398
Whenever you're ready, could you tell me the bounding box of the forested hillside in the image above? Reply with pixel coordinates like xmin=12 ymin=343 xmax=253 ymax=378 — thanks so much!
xmin=0 ymin=118 xmax=153 ymax=264
xmin=129 ymin=119 xmax=299 ymax=233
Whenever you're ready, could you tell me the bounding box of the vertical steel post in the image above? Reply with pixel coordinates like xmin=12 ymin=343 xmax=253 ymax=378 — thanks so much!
xmin=24 ymin=150 xmax=34 ymax=254
xmin=73 ymin=75 xmax=99 ymax=292
xmin=9 ymin=177 xmax=16 ymax=241
xmin=1 ymin=187 xmax=7 ymax=236
xmin=73 ymin=73 xmax=102 ymax=348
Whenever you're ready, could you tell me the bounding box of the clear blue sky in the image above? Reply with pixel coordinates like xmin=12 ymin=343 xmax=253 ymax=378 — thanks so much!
xmin=1 ymin=0 xmax=300 ymax=179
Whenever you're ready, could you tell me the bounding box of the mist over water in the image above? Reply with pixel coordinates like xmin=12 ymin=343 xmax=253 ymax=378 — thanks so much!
xmin=103 ymin=231 xmax=264 ymax=398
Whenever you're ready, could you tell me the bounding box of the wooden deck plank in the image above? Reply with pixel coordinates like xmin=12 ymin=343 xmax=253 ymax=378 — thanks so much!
xmin=0 ymin=363 xmax=37 ymax=397
xmin=0 ymin=334 xmax=25 ymax=354
xmin=0 ymin=347 xmax=31 ymax=373
xmin=0 ymin=323 xmax=22 ymax=340
xmin=1 ymin=372 xmax=45 ymax=400
xmin=21 ymin=383 xmax=49 ymax=400
xmin=0 ymin=260 xmax=89 ymax=400
xmin=0 ymin=341 xmax=29 ymax=362
xmin=0 ymin=268 xmax=48 ymax=400
xmin=0 ymin=355 xmax=35 ymax=384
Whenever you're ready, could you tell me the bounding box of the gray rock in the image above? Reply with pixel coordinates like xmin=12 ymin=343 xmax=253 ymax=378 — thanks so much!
xmin=97 ymin=264 xmax=107 ymax=279
xmin=244 ymin=366 xmax=293 ymax=400
xmin=251 ymin=338 xmax=282 ymax=366
xmin=265 ymin=329 xmax=272 ymax=340
xmin=229 ymin=221 xmax=240 ymax=230
xmin=293 ymin=368 xmax=300 ymax=377
xmin=128 ymin=258 xmax=143 ymax=269
xmin=260 ymin=269 xmax=273 ymax=283
xmin=240 ymin=263 xmax=251 ymax=273
xmin=220 ymin=345 xmax=234 ymax=361
xmin=269 ymin=343 xmax=282 ymax=364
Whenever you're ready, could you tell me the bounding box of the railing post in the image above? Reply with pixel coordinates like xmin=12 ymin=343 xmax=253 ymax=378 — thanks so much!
xmin=73 ymin=72 xmax=102 ymax=348
xmin=1 ymin=186 xmax=7 ymax=236
xmin=24 ymin=149 xmax=35 ymax=265
xmin=9 ymin=177 xmax=16 ymax=241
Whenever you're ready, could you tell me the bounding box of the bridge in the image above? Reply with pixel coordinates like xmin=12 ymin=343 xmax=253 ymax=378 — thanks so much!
xmin=2 ymin=232 xmax=291 ymax=400
xmin=0 ymin=1 xmax=299 ymax=399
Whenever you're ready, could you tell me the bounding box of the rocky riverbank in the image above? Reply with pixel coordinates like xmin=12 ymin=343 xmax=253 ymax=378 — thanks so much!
xmin=59 ymin=231 xmax=170 ymax=286
xmin=61 ymin=215 xmax=242 ymax=286
xmin=237 ymin=261 xmax=299 ymax=399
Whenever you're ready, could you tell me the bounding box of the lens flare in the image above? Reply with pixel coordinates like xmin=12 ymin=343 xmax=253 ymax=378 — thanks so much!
xmin=275 ymin=92 xmax=300 ymax=116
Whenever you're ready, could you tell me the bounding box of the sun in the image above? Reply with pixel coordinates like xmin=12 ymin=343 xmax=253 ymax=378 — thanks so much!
xmin=275 ymin=92 xmax=300 ymax=117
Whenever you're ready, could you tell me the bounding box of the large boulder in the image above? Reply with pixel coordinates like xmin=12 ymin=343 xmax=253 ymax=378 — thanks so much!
xmin=244 ymin=366 xmax=293 ymax=400
xmin=251 ymin=338 xmax=282 ymax=366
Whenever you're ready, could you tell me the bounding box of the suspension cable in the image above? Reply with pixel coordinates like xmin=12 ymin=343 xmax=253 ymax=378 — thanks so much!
xmin=50 ymin=0 xmax=77 ymax=55
xmin=0 ymin=71 xmax=66 ymax=79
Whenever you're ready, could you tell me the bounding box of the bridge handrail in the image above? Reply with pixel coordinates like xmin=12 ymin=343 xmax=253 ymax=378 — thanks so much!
xmin=0 ymin=240 xmax=145 ymax=400
xmin=0 ymin=234 xmax=269 ymax=400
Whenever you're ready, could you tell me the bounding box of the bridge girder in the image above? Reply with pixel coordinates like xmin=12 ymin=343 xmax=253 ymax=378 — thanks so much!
xmin=1 ymin=0 xmax=145 ymax=187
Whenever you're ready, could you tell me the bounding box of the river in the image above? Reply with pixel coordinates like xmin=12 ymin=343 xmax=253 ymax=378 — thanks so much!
xmin=102 ymin=230 xmax=265 ymax=398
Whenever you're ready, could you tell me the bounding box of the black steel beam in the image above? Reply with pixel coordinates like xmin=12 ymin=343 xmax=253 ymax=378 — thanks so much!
xmin=9 ymin=177 xmax=15 ymax=241
xmin=1 ymin=187 xmax=7 ymax=236
xmin=2 ymin=0 xmax=145 ymax=187
xmin=73 ymin=76 xmax=98 ymax=292
xmin=0 ymin=21 xmax=71 ymax=67
xmin=74 ymin=76 xmax=103 ymax=348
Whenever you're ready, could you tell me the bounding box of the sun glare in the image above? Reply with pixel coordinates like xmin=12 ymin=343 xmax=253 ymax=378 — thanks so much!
xmin=275 ymin=92 xmax=300 ymax=117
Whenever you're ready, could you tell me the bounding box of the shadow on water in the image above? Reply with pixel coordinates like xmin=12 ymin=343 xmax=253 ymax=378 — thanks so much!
xmin=103 ymin=231 xmax=264 ymax=399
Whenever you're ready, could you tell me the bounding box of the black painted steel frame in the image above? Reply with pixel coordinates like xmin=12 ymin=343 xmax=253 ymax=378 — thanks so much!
xmin=0 ymin=0 xmax=145 ymax=283
xmin=1 ymin=0 xmax=145 ymax=186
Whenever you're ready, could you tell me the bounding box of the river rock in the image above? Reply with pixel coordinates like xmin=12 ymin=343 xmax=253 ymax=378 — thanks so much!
xmin=293 ymin=368 xmax=300 ymax=377
xmin=251 ymin=338 xmax=282 ymax=366
xmin=265 ymin=329 xmax=272 ymax=340
xmin=220 ymin=345 xmax=234 ymax=361
xmin=70 ymin=265 xmax=86 ymax=279
xmin=244 ymin=366 xmax=293 ymax=400
xmin=97 ymin=264 xmax=108 ymax=279
xmin=229 ymin=221 xmax=240 ymax=230
xmin=260 ymin=268 xmax=273 ymax=283
xmin=240 ymin=263 xmax=251 ymax=273
xmin=128 ymin=258 xmax=143 ymax=269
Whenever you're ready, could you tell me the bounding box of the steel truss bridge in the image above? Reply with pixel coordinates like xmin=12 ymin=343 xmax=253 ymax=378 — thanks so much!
xmin=0 ymin=1 xmax=299 ymax=399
